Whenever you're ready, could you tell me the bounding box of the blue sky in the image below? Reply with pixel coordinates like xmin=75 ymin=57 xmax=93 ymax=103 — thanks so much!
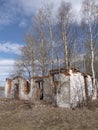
xmin=0 ymin=0 xmax=82 ymax=86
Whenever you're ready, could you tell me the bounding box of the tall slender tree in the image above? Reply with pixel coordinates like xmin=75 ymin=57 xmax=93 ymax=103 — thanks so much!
xmin=57 ymin=1 xmax=74 ymax=68
xmin=81 ymin=0 xmax=98 ymax=99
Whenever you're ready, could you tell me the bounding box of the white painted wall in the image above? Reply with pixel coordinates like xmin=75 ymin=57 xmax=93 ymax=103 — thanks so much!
xmin=56 ymin=69 xmax=95 ymax=108
xmin=70 ymin=71 xmax=86 ymax=107
xmin=57 ymin=74 xmax=70 ymax=108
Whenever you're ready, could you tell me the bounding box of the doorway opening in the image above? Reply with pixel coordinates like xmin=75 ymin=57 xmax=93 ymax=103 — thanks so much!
xmin=35 ymin=80 xmax=44 ymax=100
xmin=14 ymin=83 xmax=19 ymax=99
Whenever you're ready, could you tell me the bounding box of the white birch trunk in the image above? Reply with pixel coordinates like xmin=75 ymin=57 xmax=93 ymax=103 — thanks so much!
xmin=62 ymin=31 xmax=68 ymax=68
xmin=89 ymin=23 xmax=97 ymax=99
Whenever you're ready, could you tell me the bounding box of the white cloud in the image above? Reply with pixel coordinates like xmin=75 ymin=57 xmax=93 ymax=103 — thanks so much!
xmin=44 ymin=0 xmax=82 ymax=12
xmin=68 ymin=0 xmax=82 ymax=12
xmin=0 ymin=42 xmax=23 ymax=55
xmin=0 ymin=59 xmax=15 ymax=66
xmin=0 ymin=59 xmax=15 ymax=86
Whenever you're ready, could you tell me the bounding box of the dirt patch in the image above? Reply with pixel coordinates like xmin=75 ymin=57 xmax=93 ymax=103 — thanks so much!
xmin=0 ymin=98 xmax=98 ymax=130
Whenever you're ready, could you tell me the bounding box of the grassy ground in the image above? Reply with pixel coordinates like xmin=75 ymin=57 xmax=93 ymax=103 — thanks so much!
xmin=0 ymin=98 xmax=98 ymax=130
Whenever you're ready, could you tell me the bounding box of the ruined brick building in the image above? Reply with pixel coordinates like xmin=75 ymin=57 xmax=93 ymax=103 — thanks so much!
xmin=5 ymin=68 xmax=98 ymax=108
xmin=5 ymin=76 xmax=31 ymax=100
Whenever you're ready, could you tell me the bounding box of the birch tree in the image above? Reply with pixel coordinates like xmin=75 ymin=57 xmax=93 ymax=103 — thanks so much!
xmin=43 ymin=4 xmax=55 ymax=69
xmin=57 ymin=1 xmax=74 ymax=68
xmin=33 ymin=8 xmax=51 ymax=76
xmin=81 ymin=0 xmax=98 ymax=99
xmin=11 ymin=34 xmax=37 ymax=81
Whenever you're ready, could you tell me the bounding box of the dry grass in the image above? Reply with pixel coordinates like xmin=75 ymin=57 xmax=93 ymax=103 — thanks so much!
xmin=0 ymin=98 xmax=98 ymax=130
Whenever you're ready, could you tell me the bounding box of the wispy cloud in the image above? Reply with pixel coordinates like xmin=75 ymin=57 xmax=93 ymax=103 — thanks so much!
xmin=19 ymin=19 xmax=28 ymax=28
xmin=0 ymin=0 xmax=20 ymax=26
xmin=0 ymin=0 xmax=83 ymax=27
xmin=11 ymin=0 xmax=43 ymax=16
xmin=0 ymin=0 xmax=43 ymax=26
xmin=0 ymin=42 xmax=23 ymax=55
